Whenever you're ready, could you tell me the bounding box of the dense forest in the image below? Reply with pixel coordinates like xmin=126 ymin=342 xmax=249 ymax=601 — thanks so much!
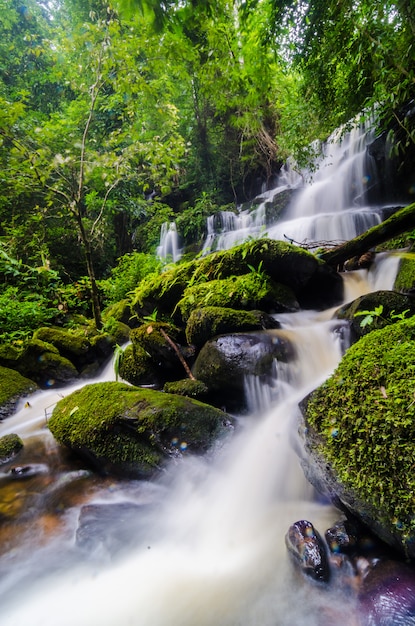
xmin=1 ymin=0 xmax=415 ymax=338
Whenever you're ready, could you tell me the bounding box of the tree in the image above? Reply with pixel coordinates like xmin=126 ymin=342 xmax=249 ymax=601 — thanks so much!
xmin=1 ymin=3 xmax=187 ymax=328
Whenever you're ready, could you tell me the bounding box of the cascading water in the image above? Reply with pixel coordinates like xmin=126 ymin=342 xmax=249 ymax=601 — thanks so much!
xmin=157 ymin=221 xmax=182 ymax=262
xmin=202 ymin=118 xmax=395 ymax=253
xmin=0 ymin=253 xmax=400 ymax=626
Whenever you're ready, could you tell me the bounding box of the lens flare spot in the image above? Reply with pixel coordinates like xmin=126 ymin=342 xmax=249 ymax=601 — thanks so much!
xmin=179 ymin=442 xmax=188 ymax=451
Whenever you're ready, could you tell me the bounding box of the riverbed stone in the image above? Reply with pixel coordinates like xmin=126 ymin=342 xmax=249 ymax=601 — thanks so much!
xmin=48 ymin=381 xmax=232 ymax=478
xmin=299 ymin=315 xmax=415 ymax=558
xmin=0 ymin=434 xmax=24 ymax=464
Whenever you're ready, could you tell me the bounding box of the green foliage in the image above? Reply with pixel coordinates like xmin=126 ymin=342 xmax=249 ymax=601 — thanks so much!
xmin=0 ymin=286 xmax=59 ymax=343
xmin=100 ymin=252 xmax=161 ymax=305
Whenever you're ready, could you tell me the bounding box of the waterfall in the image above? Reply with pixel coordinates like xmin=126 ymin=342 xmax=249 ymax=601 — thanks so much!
xmin=0 ymin=116 xmax=404 ymax=625
xmin=202 ymin=117 xmax=393 ymax=253
xmin=157 ymin=221 xmax=182 ymax=262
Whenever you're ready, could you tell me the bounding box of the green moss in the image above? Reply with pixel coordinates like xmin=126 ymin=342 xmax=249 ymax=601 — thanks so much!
xmin=305 ymin=315 xmax=415 ymax=545
xmin=33 ymin=327 xmax=90 ymax=356
xmin=163 ymin=379 xmax=209 ymax=399
xmin=118 ymin=344 xmax=159 ymax=386
xmin=49 ymin=381 xmax=228 ymax=475
xmin=0 ymin=433 xmax=23 ymax=463
xmin=178 ymin=272 xmax=297 ymax=320
xmin=394 ymin=256 xmax=415 ymax=292
xmin=185 ymin=306 xmax=266 ymax=346
xmin=0 ymin=365 xmax=37 ymax=406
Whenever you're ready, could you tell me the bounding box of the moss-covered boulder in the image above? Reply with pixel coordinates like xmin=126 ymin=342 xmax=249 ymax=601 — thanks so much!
xmin=178 ymin=272 xmax=298 ymax=321
xmin=0 ymin=366 xmax=38 ymax=419
xmin=185 ymin=306 xmax=280 ymax=348
xmin=102 ymin=299 xmax=134 ymax=326
xmin=334 ymin=290 xmax=415 ymax=343
xmin=299 ymin=315 xmax=415 ymax=558
xmin=118 ymin=344 xmax=161 ymax=387
xmin=131 ymin=239 xmax=343 ymax=323
xmin=394 ymin=254 xmax=415 ymax=292
xmin=15 ymin=339 xmax=78 ymax=387
xmin=0 ymin=434 xmax=24 ymax=464
xmin=48 ymin=381 xmax=232 ymax=477
xmin=192 ymin=330 xmax=295 ymax=412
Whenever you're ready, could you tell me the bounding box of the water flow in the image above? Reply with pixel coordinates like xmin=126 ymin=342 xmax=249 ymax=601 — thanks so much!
xmin=157 ymin=221 xmax=182 ymax=262
xmin=203 ymin=118 xmax=389 ymax=253
xmin=0 ymin=294 xmax=363 ymax=626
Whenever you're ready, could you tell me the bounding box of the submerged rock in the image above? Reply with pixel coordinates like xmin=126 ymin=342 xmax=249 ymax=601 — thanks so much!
xmin=285 ymin=520 xmax=330 ymax=582
xmin=48 ymin=381 xmax=232 ymax=478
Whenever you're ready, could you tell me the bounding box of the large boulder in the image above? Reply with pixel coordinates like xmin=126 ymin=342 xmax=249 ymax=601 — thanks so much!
xmin=48 ymin=381 xmax=232 ymax=478
xmin=185 ymin=306 xmax=280 ymax=348
xmin=192 ymin=330 xmax=294 ymax=412
xmin=299 ymin=315 xmax=415 ymax=558
xmin=0 ymin=365 xmax=38 ymax=419
xmin=131 ymin=239 xmax=343 ymax=323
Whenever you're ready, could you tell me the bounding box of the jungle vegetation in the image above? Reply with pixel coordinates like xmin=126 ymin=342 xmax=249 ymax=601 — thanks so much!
xmin=1 ymin=0 xmax=414 ymax=337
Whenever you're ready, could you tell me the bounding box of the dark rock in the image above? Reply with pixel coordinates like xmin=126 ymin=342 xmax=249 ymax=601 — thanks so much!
xmin=285 ymin=519 xmax=330 ymax=582
xmin=192 ymin=330 xmax=294 ymax=411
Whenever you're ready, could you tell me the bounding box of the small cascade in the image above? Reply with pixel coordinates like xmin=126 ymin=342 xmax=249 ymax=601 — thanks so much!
xmin=157 ymin=221 xmax=182 ymax=262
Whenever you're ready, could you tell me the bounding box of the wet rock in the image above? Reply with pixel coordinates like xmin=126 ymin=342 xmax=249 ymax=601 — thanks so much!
xmin=192 ymin=330 xmax=294 ymax=412
xmin=285 ymin=519 xmax=330 ymax=582
xmin=48 ymin=381 xmax=232 ymax=478
xmin=0 ymin=434 xmax=24 ymax=464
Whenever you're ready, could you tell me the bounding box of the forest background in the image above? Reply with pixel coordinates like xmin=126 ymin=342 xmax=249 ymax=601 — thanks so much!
xmin=1 ymin=0 xmax=414 ymax=338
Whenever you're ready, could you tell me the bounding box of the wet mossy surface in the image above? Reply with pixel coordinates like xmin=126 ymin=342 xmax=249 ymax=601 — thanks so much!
xmin=302 ymin=315 xmax=415 ymax=556
xmin=0 ymin=434 xmax=24 ymax=464
xmin=48 ymin=381 xmax=231 ymax=477
xmin=0 ymin=366 xmax=38 ymax=419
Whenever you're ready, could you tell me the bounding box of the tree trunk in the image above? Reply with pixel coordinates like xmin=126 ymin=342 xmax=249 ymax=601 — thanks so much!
xmin=319 ymin=202 xmax=415 ymax=268
xmin=76 ymin=211 xmax=102 ymax=330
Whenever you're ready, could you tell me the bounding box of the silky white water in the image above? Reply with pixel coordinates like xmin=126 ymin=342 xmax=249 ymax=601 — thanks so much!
xmin=0 ymin=258 xmax=399 ymax=626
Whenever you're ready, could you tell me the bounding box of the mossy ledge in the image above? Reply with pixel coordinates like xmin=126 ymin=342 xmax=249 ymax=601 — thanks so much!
xmin=48 ymin=381 xmax=232 ymax=478
xmin=0 ymin=366 xmax=38 ymax=420
xmin=300 ymin=315 xmax=415 ymax=557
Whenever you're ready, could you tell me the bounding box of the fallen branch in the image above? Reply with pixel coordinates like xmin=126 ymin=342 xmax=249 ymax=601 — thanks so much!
xmin=159 ymin=327 xmax=196 ymax=380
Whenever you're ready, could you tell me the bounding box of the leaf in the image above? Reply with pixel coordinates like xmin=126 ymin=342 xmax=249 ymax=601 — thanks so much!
xmin=69 ymin=406 xmax=79 ymax=417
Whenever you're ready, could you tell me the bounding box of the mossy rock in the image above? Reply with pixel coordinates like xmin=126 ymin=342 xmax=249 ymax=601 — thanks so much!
xmin=16 ymin=339 xmax=78 ymax=387
xmin=334 ymin=290 xmax=415 ymax=342
xmin=34 ymin=327 xmax=91 ymax=357
xmin=185 ymin=306 xmax=280 ymax=347
xmin=131 ymin=260 xmax=197 ymax=320
xmin=129 ymin=322 xmax=192 ymax=380
xmin=178 ymin=273 xmax=298 ymax=321
xmin=0 ymin=434 xmax=24 ymax=464
xmin=48 ymin=381 xmax=232 ymax=478
xmin=192 ymin=330 xmax=295 ymax=412
xmin=102 ymin=299 xmax=134 ymax=326
xmin=0 ymin=366 xmax=38 ymax=419
xmin=300 ymin=314 xmax=415 ymax=558
xmin=131 ymin=238 xmax=343 ymax=322
xmin=118 ymin=344 xmax=160 ymax=387
xmin=163 ymin=379 xmax=209 ymax=400
xmin=394 ymin=255 xmax=415 ymax=292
